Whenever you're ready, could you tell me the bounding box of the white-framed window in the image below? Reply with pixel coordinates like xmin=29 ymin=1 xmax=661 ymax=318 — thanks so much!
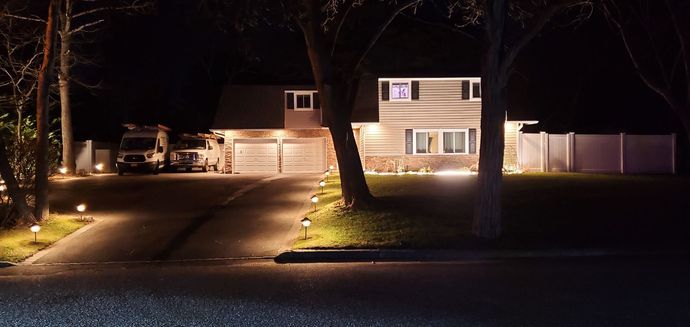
xmin=390 ymin=80 xmax=411 ymax=101
xmin=413 ymin=128 xmax=469 ymax=155
xmin=469 ymin=78 xmax=481 ymax=101
xmin=286 ymin=90 xmax=317 ymax=111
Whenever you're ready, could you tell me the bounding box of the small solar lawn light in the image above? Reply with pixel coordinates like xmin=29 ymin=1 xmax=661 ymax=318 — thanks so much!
xmin=30 ymin=224 xmax=41 ymax=243
xmin=324 ymin=170 xmax=330 ymax=182
xmin=58 ymin=167 xmax=68 ymax=174
xmin=77 ymin=203 xmax=86 ymax=220
xmin=311 ymin=195 xmax=319 ymax=212
xmin=301 ymin=217 xmax=312 ymax=240
xmin=319 ymin=180 xmax=326 ymax=194
xmin=94 ymin=163 xmax=104 ymax=173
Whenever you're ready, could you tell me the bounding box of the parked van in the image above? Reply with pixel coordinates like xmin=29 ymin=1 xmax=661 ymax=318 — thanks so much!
xmin=169 ymin=133 xmax=222 ymax=172
xmin=116 ymin=124 xmax=170 ymax=175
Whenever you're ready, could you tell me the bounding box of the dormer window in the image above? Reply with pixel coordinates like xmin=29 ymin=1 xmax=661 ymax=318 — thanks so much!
xmin=285 ymin=90 xmax=320 ymax=111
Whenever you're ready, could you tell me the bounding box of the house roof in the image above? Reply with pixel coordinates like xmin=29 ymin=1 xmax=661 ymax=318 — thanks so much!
xmin=211 ymin=78 xmax=379 ymax=130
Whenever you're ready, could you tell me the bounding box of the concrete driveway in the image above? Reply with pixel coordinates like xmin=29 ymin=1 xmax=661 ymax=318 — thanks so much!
xmin=31 ymin=172 xmax=320 ymax=264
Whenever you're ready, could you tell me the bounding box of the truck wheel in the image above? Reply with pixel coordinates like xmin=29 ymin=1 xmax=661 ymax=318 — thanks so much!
xmin=118 ymin=168 xmax=124 ymax=176
xmin=202 ymin=159 xmax=208 ymax=172
xmin=153 ymin=161 xmax=160 ymax=175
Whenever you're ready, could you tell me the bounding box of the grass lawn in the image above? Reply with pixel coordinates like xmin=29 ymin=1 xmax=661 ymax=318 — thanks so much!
xmin=0 ymin=214 xmax=90 ymax=262
xmin=293 ymin=173 xmax=690 ymax=250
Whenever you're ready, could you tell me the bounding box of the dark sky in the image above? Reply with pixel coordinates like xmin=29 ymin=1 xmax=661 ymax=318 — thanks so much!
xmin=70 ymin=1 xmax=680 ymax=144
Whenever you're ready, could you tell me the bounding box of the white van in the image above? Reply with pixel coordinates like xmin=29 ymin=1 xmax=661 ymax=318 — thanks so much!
xmin=169 ymin=133 xmax=222 ymax=172
xmin=116 ymin=125 xmax=170 ymax=175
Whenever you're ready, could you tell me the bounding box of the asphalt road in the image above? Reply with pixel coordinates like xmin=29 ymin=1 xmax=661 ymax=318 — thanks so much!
xmin=1 ymin=256 xmax=689 ymax=326
xmin=35 ymin=172 xmax=319 ymax=263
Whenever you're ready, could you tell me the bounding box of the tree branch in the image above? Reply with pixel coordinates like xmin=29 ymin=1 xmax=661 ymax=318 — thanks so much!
xmin=71 ymin=1 xmax=152 ymax=19
xmin=68 ymin=19 xmax=105 ymax=35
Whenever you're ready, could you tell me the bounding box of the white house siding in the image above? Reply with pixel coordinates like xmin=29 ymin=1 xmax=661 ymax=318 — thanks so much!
xmin=362 ymin=78 xmax=482 ymax=171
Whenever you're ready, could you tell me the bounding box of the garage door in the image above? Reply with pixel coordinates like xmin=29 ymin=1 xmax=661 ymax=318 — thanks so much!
xmin=282 ymin=138 xmax=326 ymax=173
xmin=233 ymin=139 xmax=278 ymax=174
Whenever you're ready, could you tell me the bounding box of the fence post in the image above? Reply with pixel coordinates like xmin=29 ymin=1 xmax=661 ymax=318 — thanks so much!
xmin=517 ymin=131 xmax=523 ymax=171
xmin=540 ymin=132 xmax=547 ymax=172
xmin=566 ymin=132 xmax=572 ymax=172
xmin=671 ymin=133 xmax=676 ymax=174
xmin=619 ymin=133 xmax=626 ymax=174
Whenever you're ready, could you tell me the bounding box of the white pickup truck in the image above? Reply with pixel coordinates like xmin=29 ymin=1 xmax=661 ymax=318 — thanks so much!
xmin=169 ymin=134 xmax=222 ymax=172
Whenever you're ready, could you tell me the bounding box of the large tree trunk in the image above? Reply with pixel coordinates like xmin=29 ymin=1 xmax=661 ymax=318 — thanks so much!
xmin=0 ymin=137 xmax=35 ymax=227
xmin=473 ymin=0 xmax=508 ymax=240
xmin=34 ymin=0 xmax=59 ymax=220
xmin=59 ymin=0 xmax=75 ymax=173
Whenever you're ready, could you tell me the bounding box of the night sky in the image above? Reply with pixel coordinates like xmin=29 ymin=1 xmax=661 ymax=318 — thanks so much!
xmin=70 ymin=1 xmax=679 ymax=146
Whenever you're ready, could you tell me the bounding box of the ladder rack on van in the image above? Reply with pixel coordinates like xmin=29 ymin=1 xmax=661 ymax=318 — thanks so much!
xmin=122 ymin=123 xmax=172 ymax=132
xmin=179 ymin=133 xmax=217 ymax=140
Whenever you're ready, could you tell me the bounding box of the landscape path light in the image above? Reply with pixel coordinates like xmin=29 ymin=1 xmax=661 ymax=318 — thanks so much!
xmin=30 ymin=224 xmax=41 ymax=243
xmin=319 ymin=180 xmax=326 ymax=194
xmin=94 ymin=163 xmax=104 ymax=173
xmin=311 ymin=195 xmax=319 ymax=212
xmin=301 ymin=217 xmax=312 ymax=240
xmin=325 ymin=170 xmax=330 ymax=182
xmin=77 ymin=203 xmax=86 ymax=221
xmin=58 ymin=167 xmax=68 ymax=174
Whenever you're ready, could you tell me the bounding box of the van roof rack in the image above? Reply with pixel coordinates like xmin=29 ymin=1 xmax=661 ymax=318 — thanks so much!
xmin=122 ymin=123 xmax=172 ymax=132
xmin=179 ymin=133 xmax=217 ymax=140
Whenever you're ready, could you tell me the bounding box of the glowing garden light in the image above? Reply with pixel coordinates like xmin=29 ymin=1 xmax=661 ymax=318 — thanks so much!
xmin=311 ymin=195 xmax=319 ymax=212
xmin=301 ymin=217 xmax=312 ymax=240
xmin=77 ymin=204 xmax=86 ymax=220
xmin=94 ymin=163 xmax=104 ymax=172
xmin=30 ymin=224 xmax=41 ymax=242
xmin=319 ymin=180 xmax=326 ymax=194
xmin=324 ymin=170 xmax=330 ymax=182
xmin=58 ymin=167 xmax=68 ymax=174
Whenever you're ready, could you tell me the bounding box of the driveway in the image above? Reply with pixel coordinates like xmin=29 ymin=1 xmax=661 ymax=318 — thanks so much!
xmin=32 ymin=173 xmax=320 ymax=264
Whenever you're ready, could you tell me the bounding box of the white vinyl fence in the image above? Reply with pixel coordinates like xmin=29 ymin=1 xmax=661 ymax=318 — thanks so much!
xmin=519 ymin=132 xmax=676 ymax=174
xmin=75 ymin=140 xmax=119 ymax=174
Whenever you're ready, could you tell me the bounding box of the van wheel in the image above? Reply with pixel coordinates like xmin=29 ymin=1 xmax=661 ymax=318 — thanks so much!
xmin=202 ymin=159 xmax=208 ymax=172
xmin=213 ymin=159 xmax=219 ymax=171
xmin=153 ymin=161 xmax=160 ymax=175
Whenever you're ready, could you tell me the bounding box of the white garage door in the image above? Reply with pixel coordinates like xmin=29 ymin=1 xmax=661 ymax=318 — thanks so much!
xmin=282 ymin=138 xmax=326 ymax=173
xmin=233 ymin=139 xmax=278 ymax=174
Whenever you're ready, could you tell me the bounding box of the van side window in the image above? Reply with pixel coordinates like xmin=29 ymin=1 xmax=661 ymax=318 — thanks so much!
xmin=208 ymin=141 xmax=213 ymax=150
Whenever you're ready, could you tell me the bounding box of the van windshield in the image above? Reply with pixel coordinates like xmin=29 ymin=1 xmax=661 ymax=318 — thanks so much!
xmin=121 ymin=137 xmax=156 ymax=150
xmin=176 ymin=139 xmax=206 ymax=150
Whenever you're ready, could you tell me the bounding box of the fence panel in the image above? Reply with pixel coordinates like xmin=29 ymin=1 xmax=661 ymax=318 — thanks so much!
xmin=573 ymin=134 xmax=621 ymax=173
xmin=625 ymin=135 xmax=674 ymax=173
xmin=520 ymin=133 xmax=542 ymax=172
xmin=547 ymin=134 xmax=568 ymax=172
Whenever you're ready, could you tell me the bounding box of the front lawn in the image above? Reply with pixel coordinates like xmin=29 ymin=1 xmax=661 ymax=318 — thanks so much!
xmin=293 ymin=173 xmax=690 ymax=250
xmin=0 ymin=214 xmax=90 ymax=262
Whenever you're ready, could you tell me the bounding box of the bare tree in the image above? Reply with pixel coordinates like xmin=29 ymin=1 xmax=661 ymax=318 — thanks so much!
xmin=448 ymin=0 xmax=592 ymax=239
xmin=0 ymin=8 xmax=43 ymax=140
xmin=0 ymin=135 xmax=34 ymax=227
xmin=286 ymin=0 xmax=420 ymax=209
xmin=35 ymin=0 xmax=59 ymax=221
xmin=58 ymin=0 xmax=152 ymax=173
xmin=603 ymin=0 xmax=690 ymax=150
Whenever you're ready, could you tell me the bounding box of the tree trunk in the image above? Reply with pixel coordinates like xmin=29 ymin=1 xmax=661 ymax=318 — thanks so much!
xmin=34 ymin=0 xmax=59 ymax=221
xmin=0 ymin=137 xmax=35 ymax=227
xmin=59 ymin=0 xmax=76 ymax=173
xmin=473 ymin=0 xmax=508 ymax=240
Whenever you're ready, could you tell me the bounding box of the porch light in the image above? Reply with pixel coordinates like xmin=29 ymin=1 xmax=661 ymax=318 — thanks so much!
xmin=319 ymin=180 xmax=326 ymax=194
xmin=30 ymin=224 xmax=41 ymax=242
xmin=301 ymin=217 xmax=312 ymax=240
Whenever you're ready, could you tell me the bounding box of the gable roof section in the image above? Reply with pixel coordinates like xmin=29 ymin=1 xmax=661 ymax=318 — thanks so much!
xmin=212 ymin=81 xmax=379 ymax=130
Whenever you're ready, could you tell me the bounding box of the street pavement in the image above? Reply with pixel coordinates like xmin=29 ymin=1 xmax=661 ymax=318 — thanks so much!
xmin=34 ymin=172 xmax=319 ymax=263
xmin=0 ymin=256 xmax=689 ymax=326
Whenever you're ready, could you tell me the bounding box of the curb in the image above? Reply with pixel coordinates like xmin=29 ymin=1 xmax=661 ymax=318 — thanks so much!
xmin=0 ymin=261 xmax=16 ymax=268
xmin=19 ymin=218 xmax=103 ymax=265
xmin=274 ymin=248 xmax=690 ymax=264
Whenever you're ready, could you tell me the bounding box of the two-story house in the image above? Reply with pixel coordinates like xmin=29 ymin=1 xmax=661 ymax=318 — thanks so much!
xmin=211 ymin=77 xmax=534 ymax=174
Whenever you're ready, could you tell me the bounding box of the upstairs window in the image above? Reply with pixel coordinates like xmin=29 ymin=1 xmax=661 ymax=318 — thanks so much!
xmin=286 ymin=91 xmax=319 ymax=111
xmin=391 ymin=82 xmax=410 ymax=100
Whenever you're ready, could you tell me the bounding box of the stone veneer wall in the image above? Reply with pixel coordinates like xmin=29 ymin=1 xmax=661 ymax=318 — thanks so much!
xmin=223 ymin=129 xmax=344 ymax=173
xmin=365 ymin=154 xmax=479 ymax=172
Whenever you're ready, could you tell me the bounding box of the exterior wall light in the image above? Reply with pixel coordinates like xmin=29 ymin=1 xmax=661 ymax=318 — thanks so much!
xmin=30 ymin=224 xmax=41 ymax=242
xmin=300 ymin=217 xmax=312 ymax=240
xmin=319 ymin=180 xmax=326 ymax=194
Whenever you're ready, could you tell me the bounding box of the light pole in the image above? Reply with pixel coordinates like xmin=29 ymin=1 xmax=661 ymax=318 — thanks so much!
xmin=30 ymin=224 xmax=41 ymax=243
xmin=319 ymin=180 xmax=326 ymax=194
xmin=301 ymin=217 xmax=311 ymax=240
xmin=311 ymin=195 xmax=319 ymax=212
xmin=77 ymin=203 xmax=86 ymax=221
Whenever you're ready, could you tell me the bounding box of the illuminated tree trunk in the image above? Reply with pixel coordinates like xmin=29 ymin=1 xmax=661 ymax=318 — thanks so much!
xmin=34 ymin=0 xmax=59 ymax=220
xmin=59 ymin=0 xmax=76 ymax=173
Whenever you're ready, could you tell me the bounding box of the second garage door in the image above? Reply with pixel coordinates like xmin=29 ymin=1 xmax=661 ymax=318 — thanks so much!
xmin=233 ymin=139 xmax=278 ymax=174
xmin=282 ymin=138 xmax=326 ymax=173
